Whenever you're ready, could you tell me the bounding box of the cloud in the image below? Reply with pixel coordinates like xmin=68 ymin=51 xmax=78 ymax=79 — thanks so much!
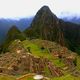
xmin=0 ymin=0 xmax=79 ymax=18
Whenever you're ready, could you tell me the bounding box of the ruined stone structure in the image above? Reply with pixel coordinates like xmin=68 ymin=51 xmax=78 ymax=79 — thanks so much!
xmin=0 ymin=52 xmax=63 ymax=77
xmin=0 ymin=40 xmax=63 ymax=77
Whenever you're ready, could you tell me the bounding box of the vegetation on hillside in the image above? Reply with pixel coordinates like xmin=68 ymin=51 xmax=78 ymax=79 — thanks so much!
xmin=0 ymin=25 xmax=26 ymax=53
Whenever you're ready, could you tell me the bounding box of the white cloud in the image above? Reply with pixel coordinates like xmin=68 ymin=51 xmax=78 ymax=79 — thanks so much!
xmin=0 ymin=0 xmax=53 ymax=18
xmin=53 ymin=0 xmax=80 ymax=16
xmin=0 ymin=0 xmax=80 ymax=18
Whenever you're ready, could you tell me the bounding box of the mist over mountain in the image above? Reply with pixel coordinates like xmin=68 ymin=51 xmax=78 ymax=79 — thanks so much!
xmin=61 ymin=16 xmax=80 ymax=24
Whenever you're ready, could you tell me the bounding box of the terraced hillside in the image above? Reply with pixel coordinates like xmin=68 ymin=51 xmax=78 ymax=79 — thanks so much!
xmin=0 ymin=39 xmax=80 ymax=80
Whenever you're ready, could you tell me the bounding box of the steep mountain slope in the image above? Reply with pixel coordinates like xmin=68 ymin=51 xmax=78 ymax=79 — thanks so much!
xmin=24 ymin=6 xmax=65 ymax=46
xmin=24 ymin=6 xmax=80 ymax=54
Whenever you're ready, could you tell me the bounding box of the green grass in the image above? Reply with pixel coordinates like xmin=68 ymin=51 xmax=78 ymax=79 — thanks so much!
xmin=22 ymin=40 xmax=65 ymax=68
xmin=0 ymin=74 xmax=16 ymax=80
xmin=22 ymin=39 xmax=80 ymax=69
xmin=76 ymin=56 xmax=80 ymax=70
xmin=44 ymin=66 xmax=51 ymax=77
xmin=20 ymin=77 xmax=33 ymax=80
xmin=22 ymin=40 xmax=52 ymax=58
xmin=26 ymin=77 xmax=33 ymax=80
xmin=51 ymin=74 xmax=80 ymax=80
xmin=52 ymin=58 xmax=65 ymax=67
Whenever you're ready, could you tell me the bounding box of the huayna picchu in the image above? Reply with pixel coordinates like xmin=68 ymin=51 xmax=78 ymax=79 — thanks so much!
xmin=24 ymin=6 xmax=80 ymax=55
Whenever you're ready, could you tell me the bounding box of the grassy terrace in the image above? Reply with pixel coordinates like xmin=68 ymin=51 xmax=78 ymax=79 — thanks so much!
xmin=51 ymin=74 xmax=80 ymax=80
xmin=76 ymin=56 xmax=80 ymax=70
xmin=0 ymin=74 xmax=16 ymax=80
xmin=22 ymin=40 xmax=65 ymax=68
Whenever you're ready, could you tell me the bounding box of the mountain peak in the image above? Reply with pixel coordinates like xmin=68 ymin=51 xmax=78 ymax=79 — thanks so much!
xmin=34 ymin=5 xmax=57 ymax=21
xmin=40 ymin=5 xmax=50 ymax=11
xmin=37 ymin=5 xmax=52 ymax=15
xmin=31 ymin=6 xmax=57 ymax=24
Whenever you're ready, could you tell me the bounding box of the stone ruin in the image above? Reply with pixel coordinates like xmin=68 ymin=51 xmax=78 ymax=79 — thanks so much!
xmin=0 ymin=40 xmax=63 ymax=77
xmin=0 ymin=53 xmax=63 ymax=77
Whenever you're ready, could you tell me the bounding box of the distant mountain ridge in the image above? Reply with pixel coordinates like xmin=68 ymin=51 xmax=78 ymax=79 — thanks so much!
xmin=62 ymin=17 xmax=80 ymax=24
xmin=0 ymin=18 xmax=33 ymax=45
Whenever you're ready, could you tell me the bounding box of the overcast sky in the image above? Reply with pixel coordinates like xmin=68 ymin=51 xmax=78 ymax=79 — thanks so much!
xmin=0 ymin=0 xmax=80 ymax=19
